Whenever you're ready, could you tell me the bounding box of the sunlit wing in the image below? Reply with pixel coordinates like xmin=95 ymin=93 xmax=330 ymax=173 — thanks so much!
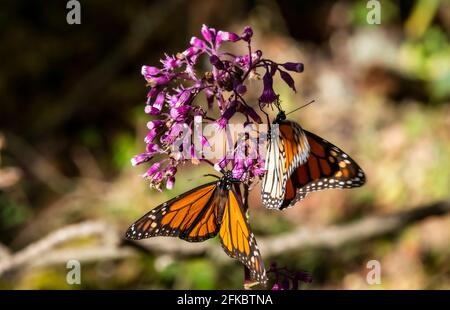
xmin=219 ymin=188 xmax=267 ymax=284
xmin=280 ymin=130 xmax=366 ymax=210
xmin=125 ymin=182 xmax=221 ymax=242
xmin=261 ymin=121 xmax=310 ymax=209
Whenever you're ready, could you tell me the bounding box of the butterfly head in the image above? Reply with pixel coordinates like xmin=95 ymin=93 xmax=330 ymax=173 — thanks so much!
xmin=218 ymin=171 xmax=240 ymax=190
xmin=274 ymin=110 xmax=286 ymax=124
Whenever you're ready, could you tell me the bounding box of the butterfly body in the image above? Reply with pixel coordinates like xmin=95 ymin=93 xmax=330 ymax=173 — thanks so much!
xmin=126 ymin=172 xmax=267 ymax=284
xmin=262 ymin=110 xmax=366 ymax=210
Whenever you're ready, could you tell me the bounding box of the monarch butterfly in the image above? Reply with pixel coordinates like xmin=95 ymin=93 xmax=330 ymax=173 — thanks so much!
xmin=261 ymin=110 xmax=366 ymax=210
xmin=126 ymin=171 xmax=267 ymax=284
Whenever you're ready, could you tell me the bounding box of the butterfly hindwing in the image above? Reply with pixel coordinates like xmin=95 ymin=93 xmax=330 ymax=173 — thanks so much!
xmin=280 ymin=130 xmax=366 ymax=209
xmin=219 ymin=187 xmax=267 ymax=284
xmin=126 ymin=182 xmax=220 ymax=242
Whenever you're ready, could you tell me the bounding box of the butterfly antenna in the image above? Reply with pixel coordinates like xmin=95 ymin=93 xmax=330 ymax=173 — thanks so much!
xmin=286 ymin=99 xmax=315 ymax=116
xmin=203 ymin=174 xmax=220 ymax=179
xmin=258 ymin=103 xmax=271 ymax=125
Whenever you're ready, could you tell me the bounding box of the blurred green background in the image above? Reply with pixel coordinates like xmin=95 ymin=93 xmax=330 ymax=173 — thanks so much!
xmin=1 ymin=0 xmax=450 ymax=289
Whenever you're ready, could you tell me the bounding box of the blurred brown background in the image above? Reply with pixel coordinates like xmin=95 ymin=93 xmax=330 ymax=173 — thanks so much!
xmin=1 ymin=0 xmax=449 ymax=289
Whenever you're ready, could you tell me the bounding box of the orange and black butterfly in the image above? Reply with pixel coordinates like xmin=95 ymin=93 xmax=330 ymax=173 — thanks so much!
xmin=126 ymin=171 xmax=267 ymax=284
xmin=261 ymin=110 xmax=366 ymax=210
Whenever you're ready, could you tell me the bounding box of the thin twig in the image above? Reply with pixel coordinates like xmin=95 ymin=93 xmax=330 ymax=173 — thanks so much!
xmin=1 ymin=200 xmax=449 ymax=277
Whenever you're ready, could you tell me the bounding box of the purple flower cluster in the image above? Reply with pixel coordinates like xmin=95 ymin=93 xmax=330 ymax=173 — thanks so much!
xmin=132 ymin=24 xmax=303 ymax=190
xmin=268 ymin=262 xmax=312 ymax=290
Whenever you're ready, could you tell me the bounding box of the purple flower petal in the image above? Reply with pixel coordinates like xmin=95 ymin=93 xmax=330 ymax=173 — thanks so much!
xmin=216 ymin=117 xmax=228 ymax=130
xmin=166 ymin=176 xmax=175 ymax=189
xmin=141 ymin=65 xmax=160 ymax=80
xmin=201 ymin=135 xmax=210 ymax=147
xmin=145 ymin=91 xmax=166 ymax=115
xmin=190 ymin=36 xmax=207 ymax=49
xmin=144 ymin=128 xmax=158 ymax=144
xmin=201 ymin=24 xmax=214 ymax=42
xmin=146 ymin=87 xmax=160 ymax=100
xmin=281 ymin=62 xmax=304 ymax=73
xmin=279 ymin=70 xmax=296 ymax=92
xmin=131 ymin=152 xmax=153 ymax=166
xmin=241 ymin=26 xmax=253 ymax=42
xmin=170 ymin=105 xmax=190 ymax=120
xmin=216 ymin=31 xmax=240 ymax=45
xmin=175 ymin=90 xmax=192 ymax=107
xmin=259 ymin=71 xmax=278 ymax=105
xmin=271 ymin=283 xmax=284 ymax=291
xmin=146 ymin=143 xmax=160 ymax=153
xmin=162 ymin=123 xmax=184 ymax=144
xmin=147 ymin=75 xmax=171 ymax=87
xmin=144 ymin=106 xmax=161 ymax=115
xmin=151 ymin=171 xmax=164 ymax=183
xmin=147 ymin=120 xmax=164 ymax=130
xmin=143 ymin=162 xmax=161 ymax=178
xmin=161 ymin=55 xmax=180 ymax=70
xmin=235 ymin=84 xmax=247 ymax=95
xmin=166 ymin=166 xmax=177 ymax=176
xmin=216 ymin=102 xmax=237 ymax=129
xmin=180 ymin=47 xmax=200 ymax=59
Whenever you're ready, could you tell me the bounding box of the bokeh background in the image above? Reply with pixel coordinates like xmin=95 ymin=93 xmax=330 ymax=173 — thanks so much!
xmin=1 ymin=0 xmax=450 ymax=289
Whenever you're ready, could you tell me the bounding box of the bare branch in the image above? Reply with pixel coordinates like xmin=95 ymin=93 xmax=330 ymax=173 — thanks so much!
xmin=1 ymin=200 xmax=449 ymax=277
xmin=0 ymin=243 xmax=10 ymax=260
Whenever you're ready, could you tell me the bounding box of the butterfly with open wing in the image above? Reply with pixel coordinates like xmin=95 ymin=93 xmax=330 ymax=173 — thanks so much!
xmin=126 ymin=171 xmax=267 ymax=284
xmin=261 ymin=110 xmax=366 ymax=210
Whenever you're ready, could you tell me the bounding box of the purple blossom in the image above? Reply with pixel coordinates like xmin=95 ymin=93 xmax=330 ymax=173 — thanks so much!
xmin=131 ymin=153 xmax=152 ymax=166
xmin=166 ymin=176 xmax=175 ymax=189
xmin=144 ymin=128 xmax=158 ymax=144
xmin=161 ymin=54 xmax=180 ymax=70
xmin=131 ymin=25 xmax=306 ymax=286
xmin=241 ymin=26 xmax=253 ymax=42
xmin=166 ymin=166 xmax=177 ymax=176
xmin=231 ymin=158 xmax=245 ymax=179
xmin=216 ymin=30 xmax=240 ymax=46
xmin=141 ymin=65 xmax=161 ymax=80
xmin=147 ymin=75 xmax=171 ymax=87
xmin=190 ymin=36 xmax=207 ymax=50
xmin=179 ymin=47 xmax=200 ymax=59
xmin=201 ymin=24 xmax=214 ymax=42
xmin=259 ymin=70 xmax=278 ymax=105
xmin=142 ymin=162 xmax=161 ymax=178
xmin=146 ymin=87 xmax=159 ymax=102
xmin=268 ymin=262 xmax=312 ymax=290
xmin=279 ymin=70 xmax=296 ymax=92
xmin=147 ymin=120 xmax=164 ymax=130
xmin=170 ymin=105 xmax=190 ymax=120
xmin=216 ymin=102 xmax=238 ymax=129
xmin=134 ymin=24 xmax=305 ymax=190
xmin=281 ymin=62 xmax=304 ymax=73
xmin=234 ymin=84 xmax=247 ymax=95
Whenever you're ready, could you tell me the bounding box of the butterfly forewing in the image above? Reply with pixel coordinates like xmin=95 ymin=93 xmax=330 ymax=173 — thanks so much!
xmin=126 ymin=182 xmax=220 ymax=242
